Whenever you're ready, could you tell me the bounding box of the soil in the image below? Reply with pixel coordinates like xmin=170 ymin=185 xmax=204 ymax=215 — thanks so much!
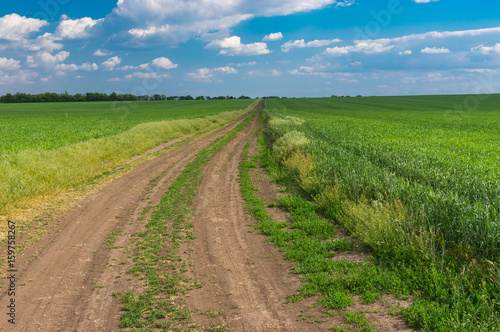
xmin=1 ymin=110 xmax=416 ymax=331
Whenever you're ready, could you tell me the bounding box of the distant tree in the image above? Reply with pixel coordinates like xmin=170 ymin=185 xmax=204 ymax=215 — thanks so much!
xmin=195 ymin=96 xmax=205 ymax=100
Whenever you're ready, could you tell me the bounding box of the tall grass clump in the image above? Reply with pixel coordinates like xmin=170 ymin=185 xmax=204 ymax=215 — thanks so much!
xmin=0 ymin=103 xmax=256 ymax=217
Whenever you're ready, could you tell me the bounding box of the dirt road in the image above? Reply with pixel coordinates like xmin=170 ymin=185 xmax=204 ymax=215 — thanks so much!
xmin=181 ymin=110 xmax=322 ymax=331
xmin=0 ymin=112 xmax=251 ymax=331
xmin=0 ymin=108 xmax=325 ymax=331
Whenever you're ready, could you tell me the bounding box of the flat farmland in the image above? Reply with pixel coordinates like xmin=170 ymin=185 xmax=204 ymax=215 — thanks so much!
xmin=264 ymin=96 xmax=500 ymax=331
xmin=0 ymin=100 xmax=253 ymax=154
xmin=1 ymin=96 xmax=498 ymax=331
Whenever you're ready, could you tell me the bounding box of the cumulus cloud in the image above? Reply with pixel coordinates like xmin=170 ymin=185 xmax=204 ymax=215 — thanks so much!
xmin=110 ymin=0 xmax=339 ymax=46
xmin=246 ymin=69 xmax=281 ymax=77
xmin=0 ymin=14 xmax=48 ymax=41
xmin=323 ymin=40 xmax=393 ymax=56
xmin=281 ymin=38 xmax=342 ymax=52
xmin=124 ymin=72 xmax=172 ymax=80
xmin=205 ymin=36 xmax=270 ymax=56
xmin=0 ymin=70 xmax=38 ymax=85
xmin=27 ymin=51 xmax=70 ymax=68
xmin=186 ymin=66 xmax=237 ymax=82
xmin=0 ymin=57 xmax=21 ymax=70
xmin=55 ymin=17 xmax=103 ymax=39
xmin=263 ymin=32 xmax=283 ymax=41
xmin=471 ymin=43 xmax=500 ymax=55
xmin=398 ymin=50 xmax=412 ymax=55
xmin=421 ymin=47 xmax=450 ymax=54
xmin=56 ymin=62 xmax=99 ymax=72
xmin=288 ymin=63 xmax=331 ymax=77
xmin=118 ymin=57 xmax=177 ymax=71
xmin=101 ymin=56 xmax=122 ymax=71
xmin=235 ymin=61 xmax=257 ymax=66
xmin=413 ymin=0 xmax=439 ymax=3
xmin=93 ymin=49 xmax=110 ymax=56
xmin=151 ymin=57 xmax=177 ymax=69
xmin=20 ymin=33 xmax=63 ymax=52
xmin=316 ymin=26 xmax=500 ymax=60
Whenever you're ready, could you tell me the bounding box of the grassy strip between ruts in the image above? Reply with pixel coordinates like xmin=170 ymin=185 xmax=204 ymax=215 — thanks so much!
xmin=239 ymin=125 xmax=500 ymax=331
xmin=117 ymin=105 xmax=258 ymax=331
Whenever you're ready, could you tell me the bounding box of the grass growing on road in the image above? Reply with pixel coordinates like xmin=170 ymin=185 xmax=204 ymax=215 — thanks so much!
xmin=118 ymin=106 xmax=257 ymax=330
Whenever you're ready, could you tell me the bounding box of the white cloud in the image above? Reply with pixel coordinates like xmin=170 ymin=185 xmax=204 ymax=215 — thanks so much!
xmin=56 ymin=17 xmax=103 ymax=39
xmin=0 ymin=14 xmax=48 ymax=41
xmin=186 ymin=66 xmax=238 ymax=82
xmin=0 ymin=57 xmax=21 ymax=70
xmin=247 ymin=69 xmax=281 ymax=77
xmin=471 ymin=43 xmax=500 ymax=55
xmin=107 ymin=77 xmax=122 ymax=82
xmin=0 ymin=70 xmax=38 ymax=85
xmin=289 ymin=63 xmax=331 ymax=77
xmin=421 ymin=47 xmax=450 ymax=54
xmin=101 ymin=56 xmax=122 ymax=71
xmin=93 ymin=49 xmax=110 ymax=56
xmin=124 ymin=71 xmax=172 ymax=80
xmin=118 ymin=57 xmax=177 ymax=71
xmin=28 ymin=51 xmax=70 ymax=68
xmin=56 ymin=62 xmax=99 ymax=72
xmin=464 ymin=68 xmax=498 ymax=74
xmin=129 ymin=24 xmax=170 ymax=38
xmin=205 ymin=36 xmax=270 ymax=56
xmin=282 ymin=38 xmax=342 ymax=52
xmin=114 ymin=0 xmax=338 ymax=46
xmin=263 ymin=32 xmax=283 ymax=41
xmin=399 ymin=50 xmax=412 ymax=55
xmin=151 ymin=57 xmax=177 ymax=69
xmin=323 ymin=40 xmax=393 ymax=56
xmin=389 ymin=26 xmax=500 ymax=43
xmin=335 ymin=0 xmax=355 ymax=7
xmin=413 ymin=0 xmax=439 ymax=3
xmin=235 ymin=61 xmax=258 ymax=66
xmin=317 ymin=26 xmax=500 ymax=60
xmin=23 ymin=33 xmax=63 ymax=52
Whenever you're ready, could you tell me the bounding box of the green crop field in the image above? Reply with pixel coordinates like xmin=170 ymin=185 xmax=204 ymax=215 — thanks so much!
xmin=264 ymin=95 xmax=500 ymax=330
xmin=0 ymin=100 xmax=255 ymax=215
xmin=0 ymin=100 xmax=253 ymax=155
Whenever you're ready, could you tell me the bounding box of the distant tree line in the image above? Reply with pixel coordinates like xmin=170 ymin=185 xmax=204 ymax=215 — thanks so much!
xmin=331 ymin=94 xmax=363 ymax=98
xmin=0 ymin=92 xmax=254 ymax=103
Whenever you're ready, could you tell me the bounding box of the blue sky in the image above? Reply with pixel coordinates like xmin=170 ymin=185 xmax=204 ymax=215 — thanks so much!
xmin=1 ymin=0 xmax=500 ymax=97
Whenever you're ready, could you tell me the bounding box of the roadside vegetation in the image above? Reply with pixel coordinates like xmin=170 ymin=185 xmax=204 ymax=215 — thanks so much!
xmin=255 ymin=97 xmax=500 ymax=331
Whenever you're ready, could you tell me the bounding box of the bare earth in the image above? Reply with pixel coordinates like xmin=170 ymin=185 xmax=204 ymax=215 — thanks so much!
xmin=2 ymin=111 xmax=414 ymax=331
